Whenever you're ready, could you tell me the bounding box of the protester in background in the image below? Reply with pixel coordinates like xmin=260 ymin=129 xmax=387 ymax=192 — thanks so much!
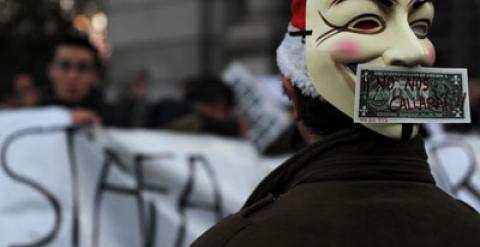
xmin=12 ymin=71 xmax=38 ymax=108
xmin=0 ymin=67 xmax=38 ymax=109
xmin=146 ymin=99 xmax=198 ymax=130
xmin=111 ymin=69 xmax=149 ymax=128
xmin=148 ymin=76 xmax=247 ymax=138
xmin=184 ymin=76 xmax=247 ymax=138
xmin=40 ymin=33 xmax=110 ymax=125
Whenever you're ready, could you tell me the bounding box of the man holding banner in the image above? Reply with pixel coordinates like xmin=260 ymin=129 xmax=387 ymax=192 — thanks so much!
xmin=192 ymin=0 xmax=480 ymax=246
xmin=41 ymin=34 xmax=109 ymax=126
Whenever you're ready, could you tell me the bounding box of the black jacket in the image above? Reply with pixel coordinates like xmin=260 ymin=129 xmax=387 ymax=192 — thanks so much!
xmin=192 ymin=127 xmax=480 ymax=247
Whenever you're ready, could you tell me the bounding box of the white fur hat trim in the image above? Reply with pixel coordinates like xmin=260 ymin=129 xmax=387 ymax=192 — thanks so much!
xmin=276 ymin=24 xmax=323 ymax=99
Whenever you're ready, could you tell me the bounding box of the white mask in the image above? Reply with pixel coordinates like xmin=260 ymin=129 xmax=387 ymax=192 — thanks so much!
xmin=305 ymin=0 xmax=435 ymax=139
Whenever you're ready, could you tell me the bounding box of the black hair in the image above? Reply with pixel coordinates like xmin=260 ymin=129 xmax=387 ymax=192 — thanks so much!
xmin=184 ymin=76 xmax=235 ymax=109
xmin=52 ymin=33 xmax=102 ymax=72
xmin=293 ymin=86 xmax=357 ymax=135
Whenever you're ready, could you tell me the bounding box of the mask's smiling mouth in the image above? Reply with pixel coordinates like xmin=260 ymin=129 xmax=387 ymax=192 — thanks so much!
xmin=347 ymin=63 xmax=359 ymax=75
xmin=340 ymin=60 xmax=383 ymax=90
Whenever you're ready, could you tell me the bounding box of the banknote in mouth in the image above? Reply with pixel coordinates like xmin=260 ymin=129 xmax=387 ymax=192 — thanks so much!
xmin=354 ymin=64 xmax=471 ymax=124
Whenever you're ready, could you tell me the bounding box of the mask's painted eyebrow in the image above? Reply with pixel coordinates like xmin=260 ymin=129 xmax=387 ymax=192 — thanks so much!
xmin=329 ymin=0 xmax=346 ymax=7
xmin=330 ymin=0 xmax=397 ymax=8
xmin=376 ymin=0 xmax=397 ymax=7
xmin=410 ymin=0 xmax=431 ymax=9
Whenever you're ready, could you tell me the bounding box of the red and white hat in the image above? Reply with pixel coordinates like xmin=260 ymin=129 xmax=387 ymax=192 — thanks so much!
xmin=277 ymin=0 xmax=321 ymax=99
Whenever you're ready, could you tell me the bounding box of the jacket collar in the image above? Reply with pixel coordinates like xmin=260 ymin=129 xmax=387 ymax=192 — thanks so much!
xmin=244 ymin=126 xmax=435 ymax=208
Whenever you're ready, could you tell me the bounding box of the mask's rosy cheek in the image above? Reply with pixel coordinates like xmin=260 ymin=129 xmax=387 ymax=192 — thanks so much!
xmin=332 ymin=39 xmax=361 ymax=61
xmin=424 ymin=41 xmax=436 ymax=66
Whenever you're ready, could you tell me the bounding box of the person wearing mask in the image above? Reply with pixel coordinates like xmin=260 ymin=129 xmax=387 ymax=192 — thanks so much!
xmin=192 ymin=0 xmax=480 ymax=246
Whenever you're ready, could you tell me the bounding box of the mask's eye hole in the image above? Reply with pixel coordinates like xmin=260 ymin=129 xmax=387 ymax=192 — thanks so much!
xmin=353 ymin=20 xmax=379 ymax=30
xmin=348 ymin=16 xmax=384 ymax=34
xmin=410 ymin=20 xmax=430 ymax=39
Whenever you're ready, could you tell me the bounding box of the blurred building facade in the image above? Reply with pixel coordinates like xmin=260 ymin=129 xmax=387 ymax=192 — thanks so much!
xmin=106 ymin=0 xmax=288 ymax=100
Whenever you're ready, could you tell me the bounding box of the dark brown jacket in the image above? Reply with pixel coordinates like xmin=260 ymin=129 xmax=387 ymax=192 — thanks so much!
xmin=192 ymin=127 xmax=480 ymax=247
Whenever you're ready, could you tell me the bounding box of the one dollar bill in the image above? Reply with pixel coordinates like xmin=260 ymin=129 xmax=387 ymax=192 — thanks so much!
xmin=354 ymin=65 xmax=471 ymax=124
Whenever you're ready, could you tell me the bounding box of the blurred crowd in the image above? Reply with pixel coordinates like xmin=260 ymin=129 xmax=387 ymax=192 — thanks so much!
xmin=0 ymin=33 xmax=305 ymax=155
xmin=1 ymin=33 xmax=480 ymax=155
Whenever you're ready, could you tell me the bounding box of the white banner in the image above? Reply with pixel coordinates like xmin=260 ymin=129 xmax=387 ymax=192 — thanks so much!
xmin=0 ymin=108 xmax=276 ymax=247
xmin=1 ymin=108 xmax=479 ymax=247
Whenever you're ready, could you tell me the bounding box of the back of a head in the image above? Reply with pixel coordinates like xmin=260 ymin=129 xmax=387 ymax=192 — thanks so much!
xmin=184 ymin=76 xmax=235 ymax=109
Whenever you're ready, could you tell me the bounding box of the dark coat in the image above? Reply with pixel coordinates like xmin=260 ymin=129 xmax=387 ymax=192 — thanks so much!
xmin=192 ymin=127 xmax=480 ymax=247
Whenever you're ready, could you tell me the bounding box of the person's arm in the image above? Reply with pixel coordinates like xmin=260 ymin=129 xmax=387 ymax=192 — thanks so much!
xmin=71 ymin=108 xmax=102 ymax=126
